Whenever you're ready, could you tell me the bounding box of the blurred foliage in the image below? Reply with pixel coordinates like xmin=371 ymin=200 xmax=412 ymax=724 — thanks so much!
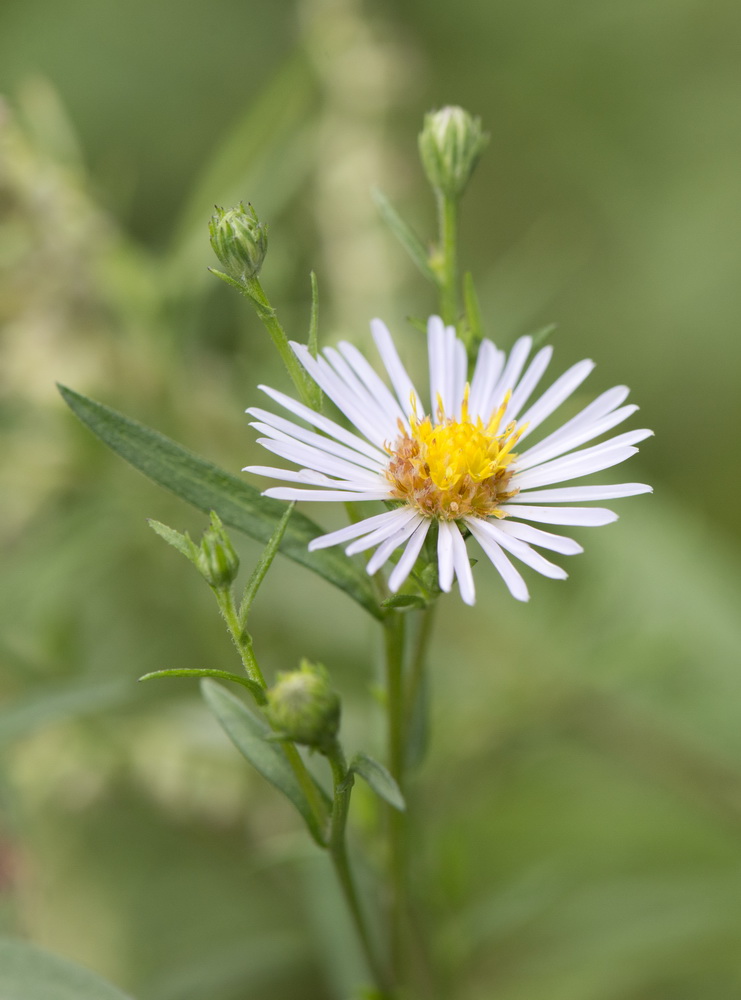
xmin=1 ymin=0 xmax=740 ymax=998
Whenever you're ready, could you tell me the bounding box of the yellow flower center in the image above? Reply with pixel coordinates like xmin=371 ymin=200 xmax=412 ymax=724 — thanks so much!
xmin=385 ymin=389 xmax=523 ymax=520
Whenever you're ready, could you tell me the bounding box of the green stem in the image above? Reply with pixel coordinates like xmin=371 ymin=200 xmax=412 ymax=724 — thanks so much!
xmin=437 ymin=193 xmax=459 ymax=327
xmin=284 ymin=742 xmax=330 ymax=843
xmin=384 ymin=614 xmax=409 ymax=986
xmin=327 ymin=743 xmax=395 ymax=996
xmin=215 ymin=587 xmax=329 ymax=843
xmin=214 ymin=588 xmax=267 ymax=693
xmin=404 ymin=606 xmax=436 ymax=737
xmin=243 ymin=276 xmax=318 ymax=407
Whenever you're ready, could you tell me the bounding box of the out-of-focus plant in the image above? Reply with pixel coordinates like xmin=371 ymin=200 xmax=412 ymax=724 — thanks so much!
xmin=3 ymin=3 xmax=741 ymax=998
xmin=51 ymin=94 xmax=654 ymax=997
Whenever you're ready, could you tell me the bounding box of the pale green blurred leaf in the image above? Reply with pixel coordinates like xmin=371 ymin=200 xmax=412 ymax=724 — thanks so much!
xmin=0 ymin=939 xmax=134 ymax=1000
xmin=350 ymin=752 xmax=405 ymax=811
xmin=373 ymin=188 xmax=437 ymax=284
xmin=200 ymin=679 xmax=328 ymax=842
xmin=0 ymin=678 xmax=131 ymax=750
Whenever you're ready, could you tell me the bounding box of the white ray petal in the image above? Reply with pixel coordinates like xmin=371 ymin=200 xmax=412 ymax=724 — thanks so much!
xmin=516 ymin=404 xmax=640 ymax=470
xmin=254 ymin=435 xmax=384 ymax=485
xmin=510 ymin=483 xmax=653 ymax=503
xmin=246 ymin=466 xmax=381 ymax=489
xmin=308 ymin=508 xmax=413 ymax=551
xmin=251 ymin=425 xmax=379 ymax=478
xmin=248 ymin=410 xmax=387 ymax=473
xmin=437 ymin=521 xmax=456 ymax=592
xmin=503 ymin=345 xmax=553 ymax=423
xmin=488 ymin=335 xmax=533 ymax=413
xmin=292 ymin=343 xmax=395 ymax=446
xmin=501 ymin=505 xmax=618 ymax=526
xmin=469 ymin=340 xmax=505 ymax=420
xmin=264 ymin=488 xmax=392 ymax=502
xmin=249 ymin=467 xmax=382 ymax=491
xmin=450 ymin=525 xmax=476 ymax=605
xmin=495 ymin=520 xmax=584 ymax=555
xmin=323 ymin=346 xmax=395 ymax=425
xmin=257 ymin=385 xmax=388 ymax=464
xmin=516 ymin=359 xmax=595 ymax=440
xmin=371 ymin=318 xmax=421 ymax=416
xmin=466 ymin=519 xmax=530 ymax=601
xmin=451 ymin=334 xmax=468 ymax=418
xmin=470 ymin=519 xmax=567 ymax=579
xmin=336 ymin=341 xmax=407 ymax=425
xmin=244 ymin=465 xmax=324 ymax=483
xmin=427 ymin=316 xmax=447 ymax=416
xmin=345 ymin=507 xmax=421 ymax=555
xmin=388 ymin=520 xmax=432 ymax=593
xmin=514 ymin=443 xmax=640 ymax=492
xmin=513 ymin=431 xmax=651 ymax=491
xmin=516 ymin=384 xmax=631 ymax=462
xmin=364 ymin=514 xmax=426 ymax=574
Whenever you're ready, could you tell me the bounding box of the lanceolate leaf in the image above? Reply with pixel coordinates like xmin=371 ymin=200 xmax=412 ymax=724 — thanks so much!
xmin=201 ymin=680 xmax=329 ymax=844
xmin=350 ymin=751 xmax=406 ymax=811
xmin=373 ymin=188 xmax=438 ymax=284
xmin=0 ymin=938 xmax=134 ymax=1000
xmin=58 ymin=385 xmax=382 ymax=619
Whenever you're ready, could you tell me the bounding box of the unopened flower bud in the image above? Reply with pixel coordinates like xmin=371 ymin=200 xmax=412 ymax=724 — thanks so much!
xmin=418 ymin=106 xmax=488 ymax=199
xmin=266 ymin=661 xmax=340 ymax=753
xmin=209 ymin=202 xmax=268 ymax=281
xmin=197 ymin=513 xmax=239 ymax=589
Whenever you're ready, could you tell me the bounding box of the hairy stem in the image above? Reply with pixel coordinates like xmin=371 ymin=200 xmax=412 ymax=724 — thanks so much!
xmin=384 ymin=614 xmax=409 ymax=986
xmin=437 ymin=193 xmax=459 ymax=327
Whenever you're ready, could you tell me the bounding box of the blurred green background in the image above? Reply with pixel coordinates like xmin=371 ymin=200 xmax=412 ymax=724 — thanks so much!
xmin=1 ymin=1 xmax=741 ymax=998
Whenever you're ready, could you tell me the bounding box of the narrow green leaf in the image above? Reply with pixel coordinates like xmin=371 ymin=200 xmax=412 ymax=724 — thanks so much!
xmin=139 ymin=668 xmax=265 ymax=700
xmin=239 ymin=502 xmax=294 ymax=625
xmin=201 ymin=679 xmax=329 ymax=842
xmin=373 ymin=188 xmax=438 ymax=284
xmin=303 ymin=272 xmax=323 ymax=410
xmin=147 ymin=518 xmax=199 ymax=563
xmin=350 ymin=751 xmax=406 ymax=811
xmin=58 ymin=385 xmax=382 ymax=620
xmin=0 ymin=938 xmax=134 ymax=1000
xmin=529 ymin=323 xmax=557 ymax=348
xmin=207 ymin=267 xmax=251 ymax=297
xmin=307 ymin=270 xmax=319 ymax=359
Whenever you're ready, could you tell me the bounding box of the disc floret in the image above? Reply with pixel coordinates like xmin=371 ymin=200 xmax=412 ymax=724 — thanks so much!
xmin=386 ymin=390 xmax=523 ymax=520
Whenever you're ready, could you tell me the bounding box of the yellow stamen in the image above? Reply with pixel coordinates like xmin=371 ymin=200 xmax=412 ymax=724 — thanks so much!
xmin=385 ymin=386 xmax=522 ymax=520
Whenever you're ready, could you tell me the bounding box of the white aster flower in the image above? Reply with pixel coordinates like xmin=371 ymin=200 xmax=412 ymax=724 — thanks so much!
xmin=244 ymin=316 xmax=652 ymax=605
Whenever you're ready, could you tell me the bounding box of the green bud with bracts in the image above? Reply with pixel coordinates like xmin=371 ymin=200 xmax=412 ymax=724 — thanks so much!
xmin=209 ymin=202 xmax=268 ymax=282
xmin=197 ymin=512 xmax=240 ymax=589
xmin=266 ymin=661 xmax=341 ymax=754
xmin=418 ymin=106 xmax=489 ymax=199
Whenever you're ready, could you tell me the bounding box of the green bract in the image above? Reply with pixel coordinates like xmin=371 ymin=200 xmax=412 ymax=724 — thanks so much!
xmin=197 ymin=512 xmax=240 ymax=589
xmin=418 ymin=106 xmax=488 ymax=199
xmin=209 ymin=202 xmax=268 ymax=281
xmin=266 ymin=661 xmax=341 ymax=753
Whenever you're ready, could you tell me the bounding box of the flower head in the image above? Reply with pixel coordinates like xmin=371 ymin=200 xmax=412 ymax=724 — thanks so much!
xmin=245 ymin=317 xmax=652 ymax=605
xmin=418 ymin=106 xmax=488 ymax=198
xmin=209 ymin=202 xmax=268 ymax=282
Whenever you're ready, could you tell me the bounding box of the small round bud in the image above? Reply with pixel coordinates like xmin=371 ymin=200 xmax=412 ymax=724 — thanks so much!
xmin=266 ymin=661 xmax=340 ymax=753
xmin=197 ymin=514 xmax=239 ymax=589
xmin=209 ymin=202 xmax=268 ymax=281
xmin=418 ymin=106 xmax=488 ymax=199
